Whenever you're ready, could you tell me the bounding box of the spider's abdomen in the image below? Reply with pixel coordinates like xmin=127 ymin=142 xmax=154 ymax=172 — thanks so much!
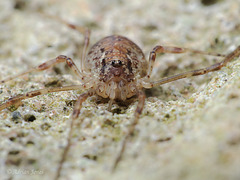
xmin=86 ymin=35 xmax=148 ymax=79
xmin=85 ymin=35 xmax=148 ymax=100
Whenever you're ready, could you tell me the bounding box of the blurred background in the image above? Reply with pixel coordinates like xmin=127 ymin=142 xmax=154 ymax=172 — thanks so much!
xmin=0 ymin=0 xmax=240 ymax=180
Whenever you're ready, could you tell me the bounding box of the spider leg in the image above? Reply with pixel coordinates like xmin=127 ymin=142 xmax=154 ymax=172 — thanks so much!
xmin=146 ymin=45 xmax=227 ymax=79
xmin=41 ymin=14 xmax=90 ymax=72
xmin=36 ymin=55 xmax=91 ymax=80
xmin=141 ymin=45 xmax=240 ymax=88
xmin=81 ymin=29 xmax=90 ymax=72
xmin=55 ymin=19 xmax=91 ymax=73
xmin=54 ymin=91 xmax=93 ymax=180
xmin=42 ymin=14 xmax=88 ymax=35
xmin=0 ymin=55 xmax=89 ymax=84
xmin=112 ymin=89 xmax=145 ymax=171
xmin=0 ymin=85 xmax=87 ymax=111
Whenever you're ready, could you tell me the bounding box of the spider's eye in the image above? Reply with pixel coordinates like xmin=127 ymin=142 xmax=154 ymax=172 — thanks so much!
xmin=111 ymin=60 xmax=123 ymax=67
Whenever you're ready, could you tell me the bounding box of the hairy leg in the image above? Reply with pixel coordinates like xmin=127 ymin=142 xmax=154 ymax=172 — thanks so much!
xmin=54 ymin=91 xmax=92 ymax=180
xmin=0 ymin=85 xmax=87 ymax=111
xmin=41 ymin=14 xmax=91 ymax=72
xmin=142 ymin=45 xmax=240 ymax=88
xmin=146 ymin=45 xmax=226 ymax=79
xmin=0 ymin=55 xmax=88 ymax=84
xmin=112 ymin=90 xmax=146 ymax=171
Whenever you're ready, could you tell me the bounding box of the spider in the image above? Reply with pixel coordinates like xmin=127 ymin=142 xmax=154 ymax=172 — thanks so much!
xmin=0 ymin=17 xmax=239 ymax=180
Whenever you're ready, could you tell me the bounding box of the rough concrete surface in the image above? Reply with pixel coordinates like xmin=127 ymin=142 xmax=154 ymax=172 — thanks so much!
xmin=0 ymin=0 xmax=240 ymax=180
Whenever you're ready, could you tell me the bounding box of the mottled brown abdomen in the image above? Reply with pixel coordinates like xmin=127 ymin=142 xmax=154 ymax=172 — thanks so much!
xmin=85 ymin=35 xmax=148 ymax=79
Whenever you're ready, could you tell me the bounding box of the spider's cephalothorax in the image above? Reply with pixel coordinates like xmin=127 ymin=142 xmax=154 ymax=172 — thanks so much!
xmin=86 ymin=35 xmax=148 ymax=101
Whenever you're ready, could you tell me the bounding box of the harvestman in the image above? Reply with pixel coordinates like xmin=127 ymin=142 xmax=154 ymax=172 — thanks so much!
xmin=0 ymin=18 xmax=240 ymax=180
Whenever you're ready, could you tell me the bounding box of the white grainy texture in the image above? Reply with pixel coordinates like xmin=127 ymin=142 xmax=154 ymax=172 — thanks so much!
xmin=0 ymin=0 xmax=240 ymax=180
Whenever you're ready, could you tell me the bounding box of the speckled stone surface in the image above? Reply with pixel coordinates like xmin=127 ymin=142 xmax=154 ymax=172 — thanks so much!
xmin=0 ymin=0 xmax=240 ymax=180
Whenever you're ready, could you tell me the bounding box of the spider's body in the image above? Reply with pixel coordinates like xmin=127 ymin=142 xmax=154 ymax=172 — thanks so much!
xmin=86 ymin=35 xmax=147 ymax=101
